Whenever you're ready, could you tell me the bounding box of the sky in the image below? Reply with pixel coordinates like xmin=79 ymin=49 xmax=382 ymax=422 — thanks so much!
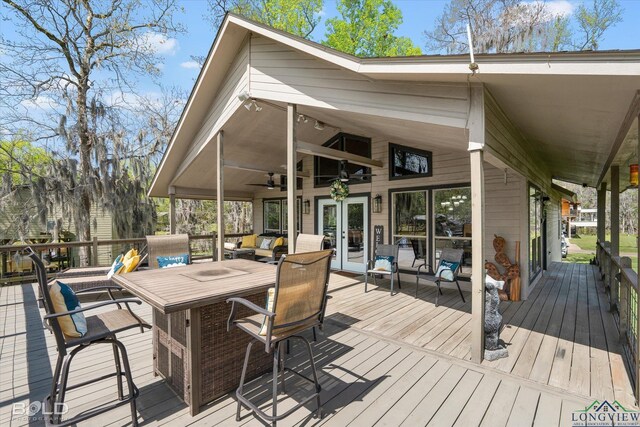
xmin=155 ymin=0 xmax=640 ymax=96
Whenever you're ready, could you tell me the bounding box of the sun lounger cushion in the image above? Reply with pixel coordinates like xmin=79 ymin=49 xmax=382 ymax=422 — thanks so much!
xmin=50 ymin=281 xmax=87 ymax=338
xmin=157 ymin=254 xmax=189 ymax=268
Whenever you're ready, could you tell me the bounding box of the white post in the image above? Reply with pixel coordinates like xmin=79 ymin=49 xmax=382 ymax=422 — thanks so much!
xmin=287 ymin=104 xmax=297 ymax=254
xmin=597 ymin=182 xmax=607 ymax=244
xmin=470 ymin=148 xmax=485 ymax=363
xmin=611 ymin=166 xmax=620 ymax=257
xmin=216 ymin=131 xmax=225 ymax=262
xmin=169 ymin=186 xmax=176 ymax=235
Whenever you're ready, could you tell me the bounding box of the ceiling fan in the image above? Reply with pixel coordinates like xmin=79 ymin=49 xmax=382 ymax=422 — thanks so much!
xmin=247 ymin=172 xmax=283 ymax=190
xmin=316 ymin=160 xmax=376 ymax=183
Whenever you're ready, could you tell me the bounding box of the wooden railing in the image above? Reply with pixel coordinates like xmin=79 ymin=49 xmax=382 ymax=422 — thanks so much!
xmin=597 ymin=241 xmax=639 ymax=399
xmin=0 ymin=233 xmax=250 ymax=285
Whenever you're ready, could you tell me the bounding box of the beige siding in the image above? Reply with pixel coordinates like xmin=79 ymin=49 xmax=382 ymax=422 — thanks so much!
xmin=176 ymin=38 xmax=251 ymax=181
xmin=249 ymin=35 xmax=470 ymax=129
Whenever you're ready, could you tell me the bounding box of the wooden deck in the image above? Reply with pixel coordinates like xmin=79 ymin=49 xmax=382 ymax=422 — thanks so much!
xmin=0 ymin=262 xmax=634 ymax=426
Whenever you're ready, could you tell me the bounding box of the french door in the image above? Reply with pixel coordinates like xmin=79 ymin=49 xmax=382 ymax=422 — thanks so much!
xmin=317 ymin=196 xmax=368 ymax=273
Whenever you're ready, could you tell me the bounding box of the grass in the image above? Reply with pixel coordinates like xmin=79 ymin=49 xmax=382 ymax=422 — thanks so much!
xmin=564 ymin=253 xmax=638 ymax=270
xmin=571 ymin=234 xmax=638 ymax=253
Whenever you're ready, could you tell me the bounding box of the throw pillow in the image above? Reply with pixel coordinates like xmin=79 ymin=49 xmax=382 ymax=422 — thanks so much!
xmin=157 ymin=254 xmax=189 ymax=268
xmin=49 ymin=281 xmax=87 ymax=338
xmin=122 ymin=255 xmax=140 ymax=273
xmin=260 ymin=238 xmax=272 ymax=250
xmin=259 ymin=287 xmax=276 ymax=336
xmin=107 ymin=254 xmax=123 ymax=278
xmin=241 ymin=234 xmax=257 ymax=248
xmin=436 ymin=260 xmax=459 ymax=281
xmin=273 ymin=237 xmax=284 ymax=248
xmin=373 ymin=255 xmax=394 ymax=272
xmin=107 ymin=260 xmax=125 ymax=279
xmin=123 ymin=248 xmax=138 ymax=263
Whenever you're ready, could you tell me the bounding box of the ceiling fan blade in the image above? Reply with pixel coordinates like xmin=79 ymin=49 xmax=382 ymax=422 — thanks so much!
xmin=247 ymin=183 xmax=271 ymax=187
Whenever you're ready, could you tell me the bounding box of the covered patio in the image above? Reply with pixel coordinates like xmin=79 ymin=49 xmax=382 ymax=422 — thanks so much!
xmin=1 ymin=262 xmax=628 ymax=426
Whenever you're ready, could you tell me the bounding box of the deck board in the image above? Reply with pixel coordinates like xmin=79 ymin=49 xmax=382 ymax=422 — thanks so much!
xmin=0 ymin=261 xmax=634 ymax=427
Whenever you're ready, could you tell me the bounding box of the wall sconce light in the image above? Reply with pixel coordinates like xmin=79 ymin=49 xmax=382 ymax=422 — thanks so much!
xmin=630 ymin=163 xmax=638 ymax=187
xmin=303 ymin=199 xmax=310 ymax=214
xmin=373 ymin=194 xmax=382 ymax=213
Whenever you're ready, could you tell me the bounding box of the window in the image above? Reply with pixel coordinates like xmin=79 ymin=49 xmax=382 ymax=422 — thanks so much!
xmin=391 ymin=190 xmax=428 ymax=271
xmin=389 ymin=143 xmax=432 ymax=180
xmin=263 ymin=198 xmax=302 ymax=234
xmin=433 ymin=187 xmax=472 ymax=274
xmin=314 ymin=133 xmax=371 ymax=187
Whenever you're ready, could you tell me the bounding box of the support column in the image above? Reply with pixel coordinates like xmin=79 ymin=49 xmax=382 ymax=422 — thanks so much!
xmin=611 ymin=166 xmax=620 ymax=257
xmin=597 ymin=182 xmax=607 ymax=244
xmin=169 ymin=186 xmax=176 ymax=235
xmin=636 ymin=114 xmax=640 ymax=401
xmin=216 ymin=131 xmax=224 ymax=262
xmin=470 ymin=148 xmax=485 ymax=364
xmin=286 ymin=104 xmax=297 ymax=254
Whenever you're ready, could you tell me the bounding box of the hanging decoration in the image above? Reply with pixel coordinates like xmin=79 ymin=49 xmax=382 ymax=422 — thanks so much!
xmin=330 ymin=180 xmax=349 ymax=202
xmin=630 ymin=163 xmax=638 ymax=187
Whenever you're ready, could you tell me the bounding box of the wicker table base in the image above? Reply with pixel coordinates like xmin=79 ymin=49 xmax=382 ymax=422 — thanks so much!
xmin=153 ymin=289 xmax=272 ymax=415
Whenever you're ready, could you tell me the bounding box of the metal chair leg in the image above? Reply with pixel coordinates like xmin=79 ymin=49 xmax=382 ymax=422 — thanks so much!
xmin=49 ymin=353 xmax=64 ymax=421
xmin=112 ymin=339 xmax=138 ymax=426
xmin=435 ymin=281 xmax=441 ymax=307
xmin=390 ymin=273 xmax=394 ymax=296
xmin=236 ymin=340 xmax=255 ymax=421
xmin=272 ymin=344 xmax=279 ymax=427
xmin=279 ymin=341 xmax=286 ymax=394
xmin=112 ymin=342 xmax=124 ymax=400
xmin=299 ymin=336 xmax=322 ymax=419
xmin=397 ymin=270 xmax=402 ymax=289
xmin=364 ymin=271 xmax=369 ymax=292
xmin=456 ymin=279 xmax=466 ymax=303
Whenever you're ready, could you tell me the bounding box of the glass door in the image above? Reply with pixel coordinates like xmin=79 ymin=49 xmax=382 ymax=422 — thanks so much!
xmin=318 ymin=199 xmax=340 ymax=270
xmin=342 ymin=196 xmax=368 ymax=273
xmin=317 ymin=196 xmax=369 ymax=273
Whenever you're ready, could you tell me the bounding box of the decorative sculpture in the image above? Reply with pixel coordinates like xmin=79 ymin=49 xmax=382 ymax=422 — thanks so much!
xmin=485 ymin=235 xmax=521 ymax=301
xmin=484 ymin=274 xmax=509 ymax=361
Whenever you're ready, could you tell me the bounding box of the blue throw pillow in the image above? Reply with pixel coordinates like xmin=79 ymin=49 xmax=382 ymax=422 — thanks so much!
xmin=49 ymin=281 xmax=87 ymax=338
xmin=373 ymin=255 xmax=394 ymax=272
xmin=157 ymin=254 xmax=189 ymax=268
xmin=436 ymin=260 xmax=459 ymax=281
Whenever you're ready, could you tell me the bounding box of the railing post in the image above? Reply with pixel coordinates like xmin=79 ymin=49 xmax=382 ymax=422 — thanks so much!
xmin=92 ymin=237 xmax=99 ymax=266
xmin=212 ymin=234 xmax=217 ymax=261
xmin=619 ymin=257 xmax=632 ymax=341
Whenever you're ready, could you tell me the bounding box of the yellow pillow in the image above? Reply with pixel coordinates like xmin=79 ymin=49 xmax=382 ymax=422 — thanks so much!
xmin=121 ymin=255 xmax=140 ymax=273
xmin=273 ymin=237 xmax=284 ymax=248
xmin=241 ymin=234 xmax=257 ymax=248
xmin=122 ymin=248 xmax=138 ymax=263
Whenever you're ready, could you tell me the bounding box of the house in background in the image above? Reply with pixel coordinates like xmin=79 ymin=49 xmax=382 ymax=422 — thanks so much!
xmin=149 ymin=14 xmax=640 ymax=366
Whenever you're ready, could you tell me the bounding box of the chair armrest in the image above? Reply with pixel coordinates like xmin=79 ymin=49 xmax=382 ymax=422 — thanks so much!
xmin=75 ymin=285 xmax=123 ymax=294
xmin=417 ymin=263 xmax=434 ymax=275
xmin=44 ymin=298 xmax=142 ymax=319
xmin=272 ymin=245 xmax=288 ymax=259
xmin=226 ymin=296 xmax=274 ymax=332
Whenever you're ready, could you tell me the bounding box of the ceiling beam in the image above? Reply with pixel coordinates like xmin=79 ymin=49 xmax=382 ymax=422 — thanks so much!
xmin=224 ymin=160 xmax=310 ymax=177
xmin=296 ymin=140 xmax=383 ymax=168
xmin=172 ymin=186 xmax=254 ymax=201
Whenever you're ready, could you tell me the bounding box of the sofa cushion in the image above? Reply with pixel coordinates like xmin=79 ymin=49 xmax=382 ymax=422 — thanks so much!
xmin=241 ymin=234 xmax=257 ymax=248
xmin=254 ymin=248 xmax=273 ymax=258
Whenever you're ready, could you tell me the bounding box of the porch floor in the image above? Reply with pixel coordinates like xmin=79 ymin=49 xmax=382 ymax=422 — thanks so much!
xmin=0 ymin=262 xmax=634 ymax=426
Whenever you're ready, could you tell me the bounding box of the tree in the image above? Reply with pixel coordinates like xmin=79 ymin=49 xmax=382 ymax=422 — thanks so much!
xmin=323 ymin=0 xmax=421 ymax=57
xmin=425 ymin=0 xmax=572 ymax=54
xmin=1 ymin=0 xmax=182 ymax=263
xmin=207 ymin=0 xmax=323 ymax=38
xmin=575 ymin=0 xmax=623 ymax=50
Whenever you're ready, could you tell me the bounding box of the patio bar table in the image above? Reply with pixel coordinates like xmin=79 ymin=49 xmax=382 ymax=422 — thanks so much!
xmin=112 ymin=259 xmax=275 ymax=416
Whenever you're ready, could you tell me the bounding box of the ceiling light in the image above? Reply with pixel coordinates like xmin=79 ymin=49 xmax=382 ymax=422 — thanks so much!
xmin=314 ymin=120 xmax=325 ymax=131
xmin=297 ymin=114 xmax=308 ymax=123
xmin=253 ymin=101 xmax=262 ymax=112
xmin=244 ymin=102 xmax=252 ymax=111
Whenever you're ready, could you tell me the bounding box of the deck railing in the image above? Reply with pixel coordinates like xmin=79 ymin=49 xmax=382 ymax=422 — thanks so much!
xmin=0 ymin=233 xmax=250 ymax=285
xmin=597 ymin=240 xmax=639 ymax=400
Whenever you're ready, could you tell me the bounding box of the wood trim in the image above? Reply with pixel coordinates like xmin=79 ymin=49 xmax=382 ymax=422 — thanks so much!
xmin=297 ymin=140 xmax=383 ymax=168
xmin=217 ymin=132 xmax=225 ymax=262
xmin=287 ymin=104 xmax=297 ymax=253
xmin=470 ymin=149 xmax=485 ymax=364
xmin=597 ymin=91 xmax=640 ymax=188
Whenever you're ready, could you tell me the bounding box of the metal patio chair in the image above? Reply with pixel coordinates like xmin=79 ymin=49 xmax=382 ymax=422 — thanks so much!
xmin=365 ymin=244 xmax=402 ymax=295
xmin=227 ymin=249 xmax=333 ymax=426
xmin=146 ymin=233 xmax=191 ymax=268
xmin=415 ymin=248 xmax=465 ymax=306
xmin=28 ymin=249 xmax=150 ymax=426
